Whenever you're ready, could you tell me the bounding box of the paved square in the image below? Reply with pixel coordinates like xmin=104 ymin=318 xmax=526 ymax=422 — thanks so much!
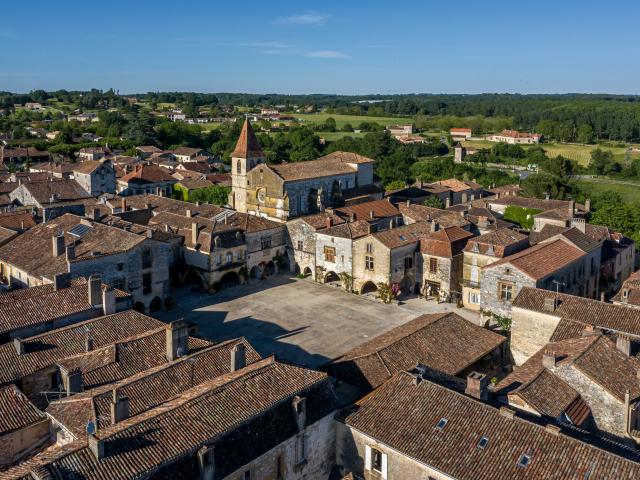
xmin=156 ymin=275 xmax=480 ymax=367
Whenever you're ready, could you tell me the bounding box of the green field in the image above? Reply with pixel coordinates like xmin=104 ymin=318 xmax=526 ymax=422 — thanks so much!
xmin=296 ymin=113 xmax=414 ymax=129
xmin=578 ymin=178 xmax=640 ymax=204
xmin=462 ymin=140 xmax=639 ymax=166
xmin=317 ymin=131 xmax=368 ymax=141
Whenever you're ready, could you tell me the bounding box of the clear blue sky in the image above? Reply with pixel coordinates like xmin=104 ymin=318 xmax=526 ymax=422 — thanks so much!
xmin=2 ymin=0 xmax=639 ymax=95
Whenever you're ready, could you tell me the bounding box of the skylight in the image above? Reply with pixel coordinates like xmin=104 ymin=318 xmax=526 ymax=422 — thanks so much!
xmin=517 ymin=454 xmax=531 ymax=468
xmin=477 ymin=436 xmax=489 ymax=450
xmin=435 ymin=418 xmax=448 ymax=430
xmin=68 ymin=223 xmax=92 ymax=238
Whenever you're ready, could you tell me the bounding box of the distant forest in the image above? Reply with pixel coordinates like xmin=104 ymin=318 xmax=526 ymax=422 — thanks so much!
xmin=3 ymin=90 xmax=640 ymax=142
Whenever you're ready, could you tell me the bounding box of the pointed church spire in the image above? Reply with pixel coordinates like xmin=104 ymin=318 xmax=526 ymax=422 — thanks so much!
xmin=231 ymin=118 xmax=264 ymax=159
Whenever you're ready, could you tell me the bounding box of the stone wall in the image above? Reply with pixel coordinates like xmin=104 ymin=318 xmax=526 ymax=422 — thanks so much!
xmin=316 ymin=233 xmax=353 ymax=281
xmin=480 ymin=265 xmax=535 ymax=318
xmin=74 ymin=163 xmax=116 ymax=195
xmin=0 ymin=418 xmax=50 ymax=467
xmin=224 ymin=413 xmax=335 ymax=480
xmin=510 ymin=306 xmax=562 ymax=366
xmin=285 ymin=220 xmax=317 ymax=278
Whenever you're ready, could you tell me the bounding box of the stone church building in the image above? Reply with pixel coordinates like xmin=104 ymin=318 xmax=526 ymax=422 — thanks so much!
xmin=229 ymin=119 xmax=376 ymax=222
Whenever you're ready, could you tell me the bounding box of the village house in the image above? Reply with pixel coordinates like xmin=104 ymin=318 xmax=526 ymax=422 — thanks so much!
xmin=171 ymin=146 xmax=210 ymax=163
xmin=285 ymin=211 xmax=347 ymax=279
xmin=333 ymin=198 xmax=402 ymax=232
xmin=9 ymin=179 xmax=91 ymax=208
xmin=479 ymin=239 xmax=588 ymax=318
xmin=488 ymin=129 xmax=542 ymax=144
xmin=386 ymin=124 xmax=414 ymax=136
xmin=462 ymin=229 xmax=529 ymax=311
xmin=116 ymin=163 xmax=177 ymax=197
xmin=485 ymin=195 xmax=586 ymax=218
xmin=510 ymin=286 xmax=640 ymax=365
xmin=77 ymin=146 xmax=110 ymax=162
xmin=398 ymin=202 xmax=471 ymax=230
xmin=495 ymin=334 xmax=640 ymax=443
xmin=0 ymin=276 xmax=131 ymax=343
xmin=4 ymin=357 xmax=339 ymax=480
xmin=352 ymin=221 xmax=435 ymax=295
xmin=173 ymin=177 xmax=214 ymax=200
xmin=335 ymin=369 xmax=640 ymax=480
xmin=417 ymin=225 xmax=474 ymax=300
xmin=0 ymin=213 xmax=172 ymax=311
xmin=613 ymin=269 xmax=640 ymax=307
xmin=450 ymin=127 xmax=473 ymax=141
xmin=230 ymin=119 xmax=376 ymax=221
xmin=135 ymin=145 xmax=162 ymax=158
xmin=321 ymin=312 xmax=505 ymax=400
xmin=72 ymin=159 xmax=116 ymax=195
xmin=448 ymin=203 xmax=515 ymax=235
xmin=429 ymin=178 xmax=484 ymax=206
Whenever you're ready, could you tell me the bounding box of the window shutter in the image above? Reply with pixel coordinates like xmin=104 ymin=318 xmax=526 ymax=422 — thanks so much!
xmin=381 ymin=452 xmax=388 ymax=479
xmin=365 ymin=445 xmax=372 ymax=470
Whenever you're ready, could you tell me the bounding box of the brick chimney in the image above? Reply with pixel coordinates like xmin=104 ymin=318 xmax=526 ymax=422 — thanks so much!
xmin=102 ymin=287 xmax=116 ymax=316
xmin=110 ymin=389 xmax=130 ymax=424
xmin=230 ymin=343 xmax=246 ymax=372
xmin=88 ymin=275 xmax=101 ymax=307
xmin=52 ymin=233 xmax=65 ymax=257
xmin=465 ymin=372 xmax=488 ymax=401
xmin=542 ymin=350 xmax=557 ymax=369
xmin=166 ymin=320 xmax=189 ymax=361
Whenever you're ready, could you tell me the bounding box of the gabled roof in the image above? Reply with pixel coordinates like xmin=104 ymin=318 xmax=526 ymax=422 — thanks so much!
xmin=0 ymin=384 xmax=46 ymax=436
xmin=420 ymin=226 xmax=474 ymax=258
xmin=369 ymin=221 xmax=434 ymax=249
xmin=482 ymin=239 xmax=585 ymax=281
xmin=334 ymin=199 xmax=400 ymax=221
xmin=340 ymin=372 xmax=640 ymax=480
xmin=119 ymin=164 xmax=176 ymax=185
xmin=72 ymin=160 xmax=107 ymax=175
xmin=513 ymin=287 xmax=640 ymax=338
xmin=318 ymin=220 xmax=370 ymax=240
xmin=398 ymin=203 xmax=470 ymax=229
xmin=0 ymin=310 xmax=164 ymax=385
xmin=14 ymin=179 xmax=90 ymax=205
xmin=464 ymin=228 xmax=528 ymax=257
xmin=322 ymin=313 xmax=505 ymax=394
xmin=268 ymin=151 xmax=371 ymax=182
xmin=231 ymin=119 xmax=264 ymax=159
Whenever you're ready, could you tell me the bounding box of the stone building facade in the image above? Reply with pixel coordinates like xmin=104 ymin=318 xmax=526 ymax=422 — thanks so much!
xmin=72 ymin=160 xmax=116 ymax=195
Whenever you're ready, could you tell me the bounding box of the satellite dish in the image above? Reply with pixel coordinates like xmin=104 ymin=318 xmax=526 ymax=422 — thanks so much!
xmin=86 ymin=421 xmax=96 ymax=435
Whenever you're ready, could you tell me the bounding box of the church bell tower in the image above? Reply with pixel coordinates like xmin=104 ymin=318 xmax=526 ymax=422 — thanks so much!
xmin=230 ymin=118 xmax=265 ymax=212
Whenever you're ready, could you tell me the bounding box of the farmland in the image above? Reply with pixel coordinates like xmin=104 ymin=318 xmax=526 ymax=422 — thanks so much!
xmin=295 ymin=113 xmax=414 ymax=129
xmin=577 ymin=178 xmax=640 ymax=205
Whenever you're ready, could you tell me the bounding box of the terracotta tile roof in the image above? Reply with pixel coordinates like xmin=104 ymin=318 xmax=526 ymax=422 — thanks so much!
xmin=612 ymin=270 xmax=640 ymax=305
xmin=420 ymin=226 xmax=474 ymax=257
xmin=370 ymin=221 xmax=434 ymax=249
xmin=0 ymin=310 xmax=164 ymax=386
xmin=508 ymin=368 xmax=583 ymax=418
xmin=464 ymin=228 xmax=528 ymax=257
xmin=135 ymin=146 xmax=161 ymax=154
xmin=0 ymin=384 xmax=46 ymax=436
xmin=206 ymin=173 xmax=231 ymax=186
xmin=488 ymin=196 xmax=579 ymax=212
xmin=55 ymin=327 xmax=213 ymax=392
xmin=119 ymin=193 xmax=225 ymax=218
xmin=1 ymin=148 xmax=49 ymax=161
xmin=119 ymin=164 xmax=176 ymax=184
xmin=72 ymin=160 xmax=105 ymax=175
xmin=171 ymin=147 xmax=204 ymax=157
xmin=450 ymin=128 xmax=472 ymax=133
xmin=432 ymin=178 xmax=482 ymax=192
xmin=176 ymin=177 xmax=213 ymax=190
xmin=269 ymin=151 xmax=374 ymax=182
xmin=334 ymin=199 xmax=400 ymax=221
xmin=340 ymin=372 xmax=640 ymax=480
xmin=513 ymin=287 xmax=640 ymax=338
xmin=542 ymin=227 xmax=602 ymax=252
xmin=15 ymin=179 xmax=90 ymax=205
xmin=318 ymin=220 xmax=371 ymax=240
xmin=0 ymin=214 xmax=146 ymax=280
xmin=0 ymin=279 xmax=130 ymax=337
xmin=47 ymin=337 xmax=261 ymax=435
xmin=496 ymin=129 xmax=542 ymax=139
xmin=482 ymin=239 xmax=585 ymax=280
xmin=231 ymin=119 xmax=264 ymax=159
xmin=178 ymin=161 xmax=213 ymax=173
xmin=296 ymin=212 xmax=346 ymax=230
xmin=398 ymin=203 xmax=470 ymax=228
xmin=322 ymin=313 xmax=505 ymax=393
xmin=0 ymin=211 xmax=36 ymax=231
xmin=13 ymin=357 xmax=337 ymax=480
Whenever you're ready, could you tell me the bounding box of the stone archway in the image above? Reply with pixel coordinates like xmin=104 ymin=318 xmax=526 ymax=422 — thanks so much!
xmin=361 ymin=281 xmax=378 ymax=294
xmin=250 ymin=266 xmax=262 ymax=279
xmin=149 ymin=296 xmax=163 ymax=312
xmin=220 ymin=271 xmax=240 ymax=289
xmin=302 ymin=267 xmax=312 ymax=277
xmin=264 ymin=261 xmax=276 ymax=276
xmin=324 ymin=271 xmax=340 ymax=284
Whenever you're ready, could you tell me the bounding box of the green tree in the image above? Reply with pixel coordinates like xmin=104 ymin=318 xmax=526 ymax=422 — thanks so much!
xmin=577 ymin=124 xmax=595 ymax=144
xmin=188 ymin=185 xmax=231 ymax=206
xmin=384 ymin=180 xmax=406 ymax=192
xmin=422 ymin=196 xmax=444 ymax=209
xmin=589 ymin=148 xmax=620 ymax=175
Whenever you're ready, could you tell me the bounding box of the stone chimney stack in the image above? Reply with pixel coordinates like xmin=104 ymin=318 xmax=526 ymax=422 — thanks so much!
xmin=13 ymin=338 xmax=24 ymax=355
xmin=191 ymin=222 xmax=199 ymax=245
xmin=325 ymin=217 xmax=333 ymax=229
xmin=186 ymin=209 xmax=192 ymax=218
xmin=542 ymin=350 xmax=557 ymax=369
xmin=52 ymin=233 xmax=65 ymax=257
xmin=569 ymin=199 xmax=575 ymax=215
xmin=88 ymin=434 xmax=104 ymax=461
xmin=88 ymin=275 xmax=102 ymax=307
xmin=53 ymin=273 xmax=71 ymax=291
xmin=92 ymin=207 xmax=101 ymax=222
xmin=85 ymin=336 xmax=94 ymax=352
xmin=66 ymin=244 xmax=76 ymax=261
xmin=585 ymin=198 xmax=591 ymax=213
xmin=617 ymin=334 xmax=632 ymax=357
xmin=110 ymin=389 xmax=131 ymax=424
xmin=543 ymin=297 xmax=556 ymax=312
xmin=121 ymin=197 xmax=127 ymax=212
xmin=430 ymin=221 xmax=439 ymax=233
xmin=231 ymin=343 xmax=246 ymax=372
xmin=445 ymin=197 xmax=451 ymax=209
xmin=465 ymin=372 xmax=488 ymax=401
xmin=369 ymin=210 xmax=375 ymax=220
xmin=102 ymin=287 xmax=116 ymax=316
xmin=166 ymin=320 xmax=189 ymax=361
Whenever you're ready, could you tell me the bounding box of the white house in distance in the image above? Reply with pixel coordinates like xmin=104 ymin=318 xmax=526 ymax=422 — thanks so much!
xmin=450 ymin=128 xmax=472 ymax=142
xmin=488 ymin=130 xmax=542 ymax=144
